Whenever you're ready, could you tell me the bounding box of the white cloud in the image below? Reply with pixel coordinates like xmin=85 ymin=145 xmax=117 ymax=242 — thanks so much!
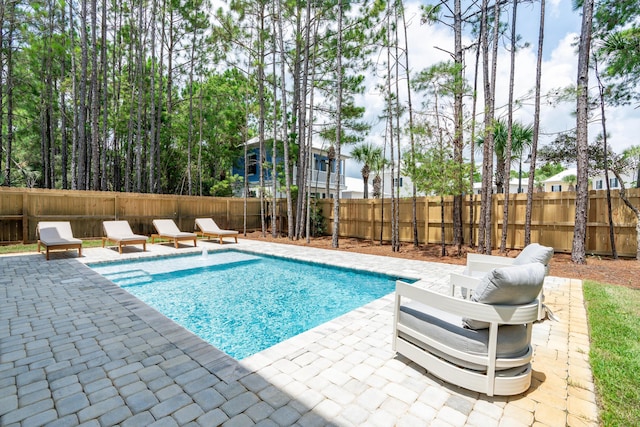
xmin=345 ymin=4 xmax=639 ymax=178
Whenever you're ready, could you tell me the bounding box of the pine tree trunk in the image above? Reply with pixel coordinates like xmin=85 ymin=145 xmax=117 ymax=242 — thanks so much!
xmin=452 ymin=0 xmax=464 ymax=250
xmin=331 ymin=0 xmax=343 ymax=249
xmin=78 ymin=0 xmax=89 ymax=189
xmin=572 ymin=0 xmax=594 ymax=264
xmin=277 ymin=0 xmax=293 ymax=240
xmin=525 ymin=0 xmax=545 ymax=246
xmin=500 ymin=0 xmax=518 ymax=253
xmin=478 ymin=0 xmax=491 ymax=253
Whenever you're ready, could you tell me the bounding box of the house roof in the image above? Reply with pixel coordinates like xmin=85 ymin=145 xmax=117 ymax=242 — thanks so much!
xmin=543 ymin=168 xmax=577 ymax=183
xmin=243 ymin=136 xmax=350 ymax=158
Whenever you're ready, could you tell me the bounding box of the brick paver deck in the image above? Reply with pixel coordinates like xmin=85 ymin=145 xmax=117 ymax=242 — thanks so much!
xmin=0 ymin=239 xmax=598 ymax=426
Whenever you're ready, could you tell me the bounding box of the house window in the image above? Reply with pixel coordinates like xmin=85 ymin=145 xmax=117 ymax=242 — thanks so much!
xmin=551 ymin=184 xmax=562 ymax=192
xmin=596 ymin=180 xmax=603 ymax=190
xmin=247 ymin=152 xmax=257 ymax=175
xmin=393 ymin=177 xmax=403 ymax=187
xmin=609 ymin=177 xmax=619 ymax=188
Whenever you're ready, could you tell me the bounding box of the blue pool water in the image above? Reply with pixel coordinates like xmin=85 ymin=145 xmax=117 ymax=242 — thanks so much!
xmin=90 ymin=250 xmax=409 ymax=360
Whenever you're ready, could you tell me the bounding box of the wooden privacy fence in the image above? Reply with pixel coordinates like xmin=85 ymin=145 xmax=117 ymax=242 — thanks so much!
xmin=0 ymin=188 xmax=265 ymax=244
xmin=2 ymin=187 xmax=640 ymax=256
xmin=317 ymin=188 xmax=640 ymax=257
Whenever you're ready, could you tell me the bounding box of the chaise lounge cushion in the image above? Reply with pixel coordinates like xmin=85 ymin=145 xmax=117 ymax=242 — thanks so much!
xmin=399 ymin=303 xmax=530 ymax=372
xmin=464 ymin=262 xmax=546 ymax=330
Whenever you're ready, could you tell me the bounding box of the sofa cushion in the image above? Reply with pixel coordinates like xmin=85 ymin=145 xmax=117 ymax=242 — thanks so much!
xmin=463 ymin=262 xmax=546 ymax=329
xmin=399 ymin=303 xmax=530 ymax=372
xmin=514 ymin=243 xmax=554 ymax=272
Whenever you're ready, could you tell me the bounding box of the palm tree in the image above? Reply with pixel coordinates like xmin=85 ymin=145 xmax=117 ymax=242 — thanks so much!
xmin=476 ymin=119 xmax=534 ymax=194
xmin=351 ymin=143 xmax=383 ymax=199
xmin=562 ymin=174 xmax=577 ymax=192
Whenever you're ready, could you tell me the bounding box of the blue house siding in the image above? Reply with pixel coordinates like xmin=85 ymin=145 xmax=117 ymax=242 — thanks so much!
xmin=232 ymin=148 xmax=276 ymax=184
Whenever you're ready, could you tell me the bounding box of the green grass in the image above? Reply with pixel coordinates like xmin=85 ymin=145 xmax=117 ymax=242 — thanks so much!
xmin=583 ymin=280 xmax=640 ymax=426
xmin=0 ymin=239 xmax=136 ymax=255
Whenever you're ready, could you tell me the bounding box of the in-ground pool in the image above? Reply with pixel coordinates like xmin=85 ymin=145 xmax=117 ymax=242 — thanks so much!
xmin=90 ymin=250 xmax=412 ymax=359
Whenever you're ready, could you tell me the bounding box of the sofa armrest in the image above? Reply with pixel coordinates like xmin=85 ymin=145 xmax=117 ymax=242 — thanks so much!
xmin=466 ymin=253 xmax=515 ymax=274
xmin=397 ymin=280 xmax=539 ymax=325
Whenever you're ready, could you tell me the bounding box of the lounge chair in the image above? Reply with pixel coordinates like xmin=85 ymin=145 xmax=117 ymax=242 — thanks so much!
xmin=451 ymin=243 xmax=554 ymax=320
xmin=151 ymin=219 xmax=197 ymax=248
xmin=102 ymin=220 xmax=147 ymax=253
xmin=37 ymin=221 xmax=83 ymax=260
xmin=393 ymin=262 xmax=546 ymax=396
xmin=195 ymin=218 xmax=238 ymax=244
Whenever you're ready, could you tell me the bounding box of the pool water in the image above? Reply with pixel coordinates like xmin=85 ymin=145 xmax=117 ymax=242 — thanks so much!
xmin=90 ymin=250 xmax=410 ymax=360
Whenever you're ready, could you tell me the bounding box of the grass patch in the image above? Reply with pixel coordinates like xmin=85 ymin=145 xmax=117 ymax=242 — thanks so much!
xmin=583 ymin=280 xmax=640 ymax=426
xmin=0 ymin=239 xmax=122 ymax=255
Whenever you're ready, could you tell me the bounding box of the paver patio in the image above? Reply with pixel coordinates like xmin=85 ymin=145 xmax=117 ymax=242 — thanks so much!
xmin=0 ymin=239 xmax=598 ymax=426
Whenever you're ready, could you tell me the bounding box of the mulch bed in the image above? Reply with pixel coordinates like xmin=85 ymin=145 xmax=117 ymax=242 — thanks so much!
xmin=242 ymin=232 xmax=640 ymax=290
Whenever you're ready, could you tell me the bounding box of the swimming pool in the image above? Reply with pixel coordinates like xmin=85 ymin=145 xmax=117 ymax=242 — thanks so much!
xmin=90 ymin=250 xmax=411 ymax=360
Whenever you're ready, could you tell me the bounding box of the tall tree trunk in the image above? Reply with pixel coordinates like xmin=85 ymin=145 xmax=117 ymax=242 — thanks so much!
xmin=525 ymin=0 xmax=545 ymax=246
xmin=187 ymin=22 xmax=196 ymax=196
xmin=500 ymin=0 xmax=518 ymax=252
xmin=393 ymin=3 xmax=402 ymax=252
xmin=100 ymin=0 xmax=108 ymax=190
xmin=135 ymin=3 xmax=145 ymax=193
xmin=304 ymin=21 xmax=319 ymax=243
xmin=297 ymin=2 xmax=313 ymax=239
xmin=572 ymin=0 xmax=594 ymax=265
xmin=4 ymin=1 xmax=15 ymax=186
xmin=60 ymin=3 xmax=69 ymax=189
xmin=271 ymin=16 xmax=278 ymax=237
xmin=277 ymin=0 xmax=293 ymax=240
xmin=452 ymin=0 xmax=464 ymax=250
xmin=0 ymin=0 xmax=4 ymax=183
xmin=469 ymin=18 xmax=482 ymax=248
xmin=90 ymin=0 xmax=100 ymax=190
xmin=400 ymin=3 xmax=418 ymax=247
xmin=78 ymin=0 xmax=89 ymax=189
xmin=69 ymin=0 xmax=79 ymax=189
xmin=595 ymin=58 xmax=617 ymax=259
xmin=149 ymin=0 xmax=158 ymax=193
xmin=258 ymin=5 xmax=266 ymax=237
xmin=478 ymin=0 xmax=492 ymax=253
xmin=331 ymin=0 xmax=343 ymax=249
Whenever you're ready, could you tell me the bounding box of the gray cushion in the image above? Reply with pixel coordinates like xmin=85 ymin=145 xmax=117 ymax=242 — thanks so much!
xmin=514 ymin=243 xmax=554 ymax=271
xmin=463 ymin=262 xmax=546 ymax=329
xmin=399 ymin=303 xmax=529 ymax=372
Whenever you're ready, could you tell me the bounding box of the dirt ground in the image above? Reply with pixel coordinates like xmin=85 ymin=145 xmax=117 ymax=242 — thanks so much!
xmin=242 ymin=232 xmax=640 ymax=290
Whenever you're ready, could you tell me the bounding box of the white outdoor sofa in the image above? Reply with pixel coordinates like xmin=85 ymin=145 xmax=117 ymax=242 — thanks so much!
xmin=393 ymin=262 xmax=546 ymax=396
xmin=451 ymin=243 xmax=554 ymax=321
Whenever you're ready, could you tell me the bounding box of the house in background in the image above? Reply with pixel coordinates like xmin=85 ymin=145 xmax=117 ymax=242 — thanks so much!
xmin=543 ymin=168 xmax=579 ymax=192
xmin=472 ymin=178 xmax=530 ymax=195
xmin=231 ymin=137 xmax=347 ymax=198
xmin=591 ymin=171 xmax=636 ymax=191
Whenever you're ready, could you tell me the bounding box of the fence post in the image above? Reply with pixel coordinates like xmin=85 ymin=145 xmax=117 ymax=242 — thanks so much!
xmin=22 ymin=192 xmax=28 ymax=244
xmin=424 ymin=197 xmax=430 ymax=245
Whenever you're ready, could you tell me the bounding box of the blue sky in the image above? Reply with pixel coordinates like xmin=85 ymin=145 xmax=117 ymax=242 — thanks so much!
xmin=344 ymin=0 xmax=639 ymax=179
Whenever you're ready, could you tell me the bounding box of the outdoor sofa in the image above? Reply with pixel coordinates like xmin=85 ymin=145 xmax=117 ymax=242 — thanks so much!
xmin=393 ymin=261 xmax=546 ymax=396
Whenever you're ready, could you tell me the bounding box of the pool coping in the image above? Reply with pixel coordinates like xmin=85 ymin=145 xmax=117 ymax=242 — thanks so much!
xmin=0 ymin=239 xmax=599 ymax=426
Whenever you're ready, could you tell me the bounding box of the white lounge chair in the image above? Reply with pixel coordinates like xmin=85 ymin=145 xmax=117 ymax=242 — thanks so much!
xmin=394 ymin=262 xmax=546 ymax=396
xmin=151 ymin=219 xmax=197 ymax=248
xmin=195 ymin=218 xmax=238 ymax=244
xmin=451 ymin=243 xmax=554 ymax=320
xmin=102 ymin=220 xmax=147 ymax=253
xmin=37 ymin=221 xmax=83 ymax=260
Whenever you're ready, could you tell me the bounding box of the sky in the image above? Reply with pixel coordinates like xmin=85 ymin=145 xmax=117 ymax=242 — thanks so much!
xmin=344 ymin=0 xmax=640 ymax=178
